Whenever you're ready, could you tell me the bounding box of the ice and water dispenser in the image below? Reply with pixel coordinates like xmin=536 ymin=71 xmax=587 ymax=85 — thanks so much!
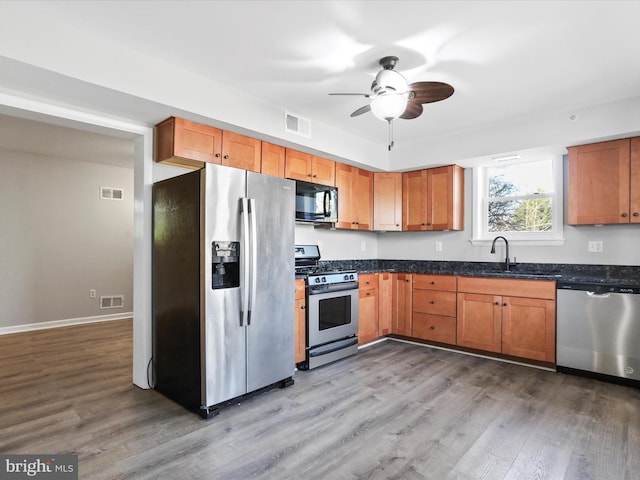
xmin=211 ymin=241 xmax=240 ymax=289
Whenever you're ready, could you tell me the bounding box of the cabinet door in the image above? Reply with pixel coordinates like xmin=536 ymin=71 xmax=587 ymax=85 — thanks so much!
xmin=457 ymin=292 xmax=502 ymax=353
xmin=378 ymin=272 xmax=393 ymax=336
xmin=353 ymin=168 xmax=373 ymax=230
xmin=358 ymin=286 xmax=379 ymax=345
xmin=392 ymin=274 xmax=413 ymax=336
xmin=402 ymin=170 xmax=429 ymax=230
xmin=221 ymin=131 xmax=261 ymax=172
xmin=285 ymin=149 xmax=313 ymax=181
xmin=502 ymin=296 xmax=555 ymax=362
xmin=373 ymin=172 xmax=402 ymax=231
xmin=428 ymin=165 xmax=464 ymax=231
xmin=311 ymin=156 xmax=336 ymax=186
xmin=631 ymin=137 xmax=640 ymax=223
xmin=261 ymin=142 xmax=285 ymax=178
xmin=334 ymin=162 xmax=355 ymax=229
xmin=155 ymin=117 xmax=222 ymax=168
xmin=568 ymin=139 xmax=631 ymax=224
xmin=294 ymin=279 xmax=306 ymax=364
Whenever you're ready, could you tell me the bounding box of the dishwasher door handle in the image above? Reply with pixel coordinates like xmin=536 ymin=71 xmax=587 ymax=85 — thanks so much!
xmin=586 ymin=291 xmax=611 ymax=298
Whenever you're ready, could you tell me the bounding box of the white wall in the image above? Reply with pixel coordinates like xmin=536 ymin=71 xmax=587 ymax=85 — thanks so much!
xmin=307 ymin=168 xmax=640 ymax=266
xmin=0 ymin=148 xmax=134 ymax=330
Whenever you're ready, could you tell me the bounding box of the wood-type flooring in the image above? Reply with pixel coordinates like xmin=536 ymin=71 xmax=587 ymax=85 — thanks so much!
xmin=1 ymin=319 xmax=638 ymax=479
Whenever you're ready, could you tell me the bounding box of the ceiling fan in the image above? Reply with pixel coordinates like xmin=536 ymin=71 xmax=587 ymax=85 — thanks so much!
xmin=330 ymin=56 xmax=454 ymax=150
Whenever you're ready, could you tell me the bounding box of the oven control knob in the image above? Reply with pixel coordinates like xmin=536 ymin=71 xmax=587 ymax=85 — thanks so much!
xmin=343 ymin=274 xmax=349 ymax=281
xmin=321 ymin=276 xmax=327 ymax=283
xmin=350 ymin=274 xmax=355 ymax=280
xmin=314 ymin=277 xmax=321 ymax=284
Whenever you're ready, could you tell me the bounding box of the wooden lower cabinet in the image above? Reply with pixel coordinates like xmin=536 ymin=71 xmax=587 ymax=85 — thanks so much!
xmin=378 ymin=272 xmax=393 ymax=336
xmin=502 ymin=296 xmax=556 ymax=362
xmin=392 ymin=274 xmax=413 ymax=336
xmin=294 ymin=279 xmax=306 ymax=364
xmin=456 ymin=293 xmax=502 ymax=353
xmin=412 ymin=274 xmax=457 ymax=345
xmin=358 ymin=274 xmax=379 ymax=345
xmin=456 ymin=277 xmax=556 ymax=363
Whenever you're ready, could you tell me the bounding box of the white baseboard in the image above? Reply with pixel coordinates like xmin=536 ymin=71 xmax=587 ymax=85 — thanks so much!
xmin=0 ymin=312 xmax=133 ymax=336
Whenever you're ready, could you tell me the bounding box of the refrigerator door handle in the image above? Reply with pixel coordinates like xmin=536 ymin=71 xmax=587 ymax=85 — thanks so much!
xmin=240 ymin=198 xmax=251 ymax=327
xmin=247 ymin=198 xmax=258 ymax=325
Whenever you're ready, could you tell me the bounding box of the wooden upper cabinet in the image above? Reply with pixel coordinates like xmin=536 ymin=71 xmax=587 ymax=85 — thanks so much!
xmin=567 ymin=138 xmax=632 ymax=225
xmin=285 ymin=149 xmax=335 ymax=186
xmin=373 ymin=172 xmax=402 ymax=231
xmin=335 ymin=162 xmax=373 ymax=230
xmin=220 ymin=131 xmax=261 ymax=173
xmin=261 ymin=142 xmax=286 ymax=178
xmin=402 ymin=165 xmax=464 ymax=231
xmin=630 ymin=137 xmax=640 ymax=223
xmin=155 ymin=117 xmax=222 ymax=169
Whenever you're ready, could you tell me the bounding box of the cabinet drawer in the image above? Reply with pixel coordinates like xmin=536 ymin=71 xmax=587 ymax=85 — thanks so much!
xmin=412 ymin=313 xmax=456 ymax=344
xmin=412 ymin=274 xmax=457 ymax=291
xmin=413 ymin=290 xmax=456 ymax=317
xmin=359 ymin=273 xmax=379 ymax=289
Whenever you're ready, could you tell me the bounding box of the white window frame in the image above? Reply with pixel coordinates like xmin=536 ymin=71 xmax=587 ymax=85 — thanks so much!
xmin=471 ymin=155 xmax=564 ymax=246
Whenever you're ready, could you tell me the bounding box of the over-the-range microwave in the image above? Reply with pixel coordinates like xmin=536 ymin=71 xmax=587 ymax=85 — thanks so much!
xmin=293 ymin=179 xmax=338 ymax=223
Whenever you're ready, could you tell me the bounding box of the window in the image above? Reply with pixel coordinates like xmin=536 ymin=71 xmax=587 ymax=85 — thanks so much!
xmin=472 ymin=156 xmax=564 ymax=244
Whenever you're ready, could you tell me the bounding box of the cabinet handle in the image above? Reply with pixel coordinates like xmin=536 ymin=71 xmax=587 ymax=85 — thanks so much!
xmin=223 ymin=154 xmax=229 ymax=159
xmin=430 ymin=326 xmax=435 ymax=330
xmin=215 ymin=153 xmax=221 ymax=158
xmin=307 ymin=174 xmax=313 ymax=178
xmin=313 ymin=174 xmax=317 ymax=178
xmin=430 ymin=300 xmax=435 ymax=304
xmin=301 ymin=305 xmax=306 ymax=310
xmin=622 ymin=212 xmax=628 ymax=218
xmin=495 ymin=301 xmax=500 ymax=305
xmin=430 ymin=281 xmax=435 ymax=285
xmin=503 ymin=303 xmax=508 ymax=307
xmin=366 ymin=292 xmax=371 ymax=296
xmin=633 ymin=212 xmax=639 ymax=217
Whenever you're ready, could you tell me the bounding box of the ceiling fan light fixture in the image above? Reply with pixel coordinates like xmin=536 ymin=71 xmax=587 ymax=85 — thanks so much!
xmin=370 ymin=93 xmax=408 ymax=122
xmin=371 ymin=69 xmax=408 ymax=95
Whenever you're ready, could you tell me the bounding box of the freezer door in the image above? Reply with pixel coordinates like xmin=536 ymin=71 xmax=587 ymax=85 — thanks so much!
xmin=202 ymin=163 xmax=248 ymax=407
xmin=246 ymin=172 xmax=296 ymax=392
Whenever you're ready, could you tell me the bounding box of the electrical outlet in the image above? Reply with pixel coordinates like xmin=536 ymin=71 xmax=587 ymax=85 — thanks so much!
xmin=90 ymin=289 xmax=96 ymax=298
xmin=361 ymin=241 xmax=367 ymax=252
xmin=588 ymin=241 xmax=604 ymax=253
xmin=435 ymin=241 xmax=443 ymax=252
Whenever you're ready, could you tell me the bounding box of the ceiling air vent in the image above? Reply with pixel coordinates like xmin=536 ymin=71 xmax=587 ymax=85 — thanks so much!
xmin=100 ymin=186 xmax=124 ymax=200
xmin=100 ymin=295 xmax=124 ymax=309
xmin=285 ymin=111 xmax=311 ymax=138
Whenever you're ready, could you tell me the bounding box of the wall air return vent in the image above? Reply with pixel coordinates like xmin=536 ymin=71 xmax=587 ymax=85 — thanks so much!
xmin=100 ymin=187 xmax=124 ymax=200
xmin=284 ymin=111 xmax=311 ymax=138
xmin=100 ymin=295 xmax=124 ymax=309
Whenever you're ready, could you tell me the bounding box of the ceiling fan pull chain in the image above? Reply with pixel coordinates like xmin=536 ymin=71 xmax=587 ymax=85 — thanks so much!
xmin=388 ymin=120 xmax=394 ymax=151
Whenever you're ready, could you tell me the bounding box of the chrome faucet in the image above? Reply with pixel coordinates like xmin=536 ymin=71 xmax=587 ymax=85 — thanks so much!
xmin=490 ymin=236 xmax=512 ymax=271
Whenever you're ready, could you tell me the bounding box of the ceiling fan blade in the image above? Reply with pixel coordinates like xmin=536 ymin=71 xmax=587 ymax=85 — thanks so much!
xmin=329 ymin=93 xmax=371 ymax=97
xmin=400 ymin=102 xmax=423 ymax=120
xmin=350 ymin=104 xmax=371 ymax=117
xmin=409 ymin=81 xmax=454 ymax=104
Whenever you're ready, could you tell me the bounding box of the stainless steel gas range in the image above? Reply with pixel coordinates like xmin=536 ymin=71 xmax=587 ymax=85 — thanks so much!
xmin=295 ymin=245 xmax=359 ymax=370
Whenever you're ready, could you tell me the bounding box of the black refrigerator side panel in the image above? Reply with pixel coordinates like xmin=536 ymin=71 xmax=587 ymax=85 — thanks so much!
xmin=152 ymin=170 xmax=202 ymax=412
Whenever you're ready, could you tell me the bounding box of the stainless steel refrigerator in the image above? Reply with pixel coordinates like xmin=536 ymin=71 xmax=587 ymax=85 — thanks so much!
xmin=152 ymin=163 xmax=295 ymax=418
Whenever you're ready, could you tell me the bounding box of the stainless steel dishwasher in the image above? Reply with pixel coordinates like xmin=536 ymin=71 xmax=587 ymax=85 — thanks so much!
xmin=557 ymin=281 xmax=640 ymax=386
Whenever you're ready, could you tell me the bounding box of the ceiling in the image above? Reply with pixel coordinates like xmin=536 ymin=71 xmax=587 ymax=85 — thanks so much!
xmin=2 ymin=0 xmax=640 ymax=166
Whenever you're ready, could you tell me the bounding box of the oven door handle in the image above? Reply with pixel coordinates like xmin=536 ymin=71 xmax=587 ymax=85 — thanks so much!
xmin=308 ymin=283 xmax=359 ymax=295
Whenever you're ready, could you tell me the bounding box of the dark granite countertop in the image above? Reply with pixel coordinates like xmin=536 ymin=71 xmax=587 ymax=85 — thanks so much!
xmin=315 ymin=260 xmax=640 ymax=288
